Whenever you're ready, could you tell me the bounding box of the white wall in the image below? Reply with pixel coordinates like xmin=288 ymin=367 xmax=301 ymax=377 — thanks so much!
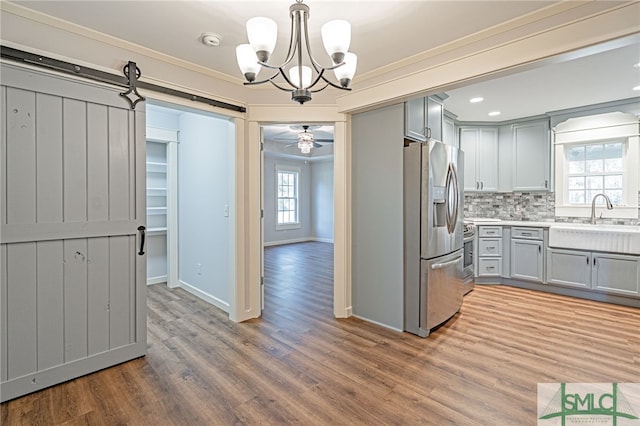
xmin=311 ymin=160 xmax=334 ymax=242
xmin=178 ymin=112 xmax=234 ymax=309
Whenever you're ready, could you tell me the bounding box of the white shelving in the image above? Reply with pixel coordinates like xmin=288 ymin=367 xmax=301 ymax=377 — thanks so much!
xmin=146 ymin=139 xmax=169 ymax=284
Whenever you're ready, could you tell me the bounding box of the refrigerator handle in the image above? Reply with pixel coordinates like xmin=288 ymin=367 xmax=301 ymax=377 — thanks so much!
xmin=445 ymin=163 xmax=459 ymax=234
xmin=431 ymin=256 xmax=463 ymax=270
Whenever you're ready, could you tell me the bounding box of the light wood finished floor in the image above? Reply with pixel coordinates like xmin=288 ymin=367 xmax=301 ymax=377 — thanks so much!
xmin=2 ymin=241 xmax=639 ymax=425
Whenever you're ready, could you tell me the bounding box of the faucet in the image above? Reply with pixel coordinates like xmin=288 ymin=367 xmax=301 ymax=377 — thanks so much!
xmin=590 ymin=193 xmax=613 ymax=224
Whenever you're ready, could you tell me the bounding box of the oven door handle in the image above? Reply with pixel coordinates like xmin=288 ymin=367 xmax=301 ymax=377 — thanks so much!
xmin=431 ymin=256 xmax=463 ymax=270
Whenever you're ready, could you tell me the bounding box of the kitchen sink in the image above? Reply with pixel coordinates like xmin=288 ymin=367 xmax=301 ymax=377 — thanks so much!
xmin=549 ymin=224 xmax=640 ymax=255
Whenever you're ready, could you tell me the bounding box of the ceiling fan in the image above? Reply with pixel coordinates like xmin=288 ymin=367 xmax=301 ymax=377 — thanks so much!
xmin=275 ymin=125 xmax=334 ymax=154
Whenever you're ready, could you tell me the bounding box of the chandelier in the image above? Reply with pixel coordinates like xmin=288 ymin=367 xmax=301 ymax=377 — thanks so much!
xmin=297 ymin=127 xmax=314 ymax=154
xmin=235 ymin=0 xmax=357 ymax=104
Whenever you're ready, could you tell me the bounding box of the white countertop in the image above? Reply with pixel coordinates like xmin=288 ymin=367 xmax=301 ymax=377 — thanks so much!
xmin=467 ymin=218 xmax=554 ymax=228
xmin=466 ymin=219 xmax=639 ymax=229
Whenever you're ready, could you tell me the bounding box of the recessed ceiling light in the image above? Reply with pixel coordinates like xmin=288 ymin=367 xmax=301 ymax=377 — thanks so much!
xmin=469 ymin=97 xmax=484 ymax=103
xmin=488 ymin=111 xmax=501 ymax=117
xmin=634 ymin=85 xmax=640 ymax=91
xmin=634 ymin=62 xmax=640 ymax=68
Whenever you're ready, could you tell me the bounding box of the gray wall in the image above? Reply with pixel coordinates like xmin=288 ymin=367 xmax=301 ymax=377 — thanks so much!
xmin=178 ymin=112 xmax=233 ymax=305
xmin=311 ymin=160 xmax=334 ymax=242
xmin=263 ymin=156 xmax=311 ymax=244
xmin=352 ymin=103 xmax=404 ymax=330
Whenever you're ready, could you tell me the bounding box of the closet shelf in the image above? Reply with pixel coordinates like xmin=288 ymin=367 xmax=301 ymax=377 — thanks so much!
xmin=147 ymin=227 xmax=167 ymax=234
xmin=147 ymin=207 xmax=167 ymax=215
xmin=146 ymin=162 xmax=167 ymax=173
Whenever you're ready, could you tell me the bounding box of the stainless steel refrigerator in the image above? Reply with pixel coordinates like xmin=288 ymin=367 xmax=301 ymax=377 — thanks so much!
xmin=403 ymin=140 xmax=464 ymax=337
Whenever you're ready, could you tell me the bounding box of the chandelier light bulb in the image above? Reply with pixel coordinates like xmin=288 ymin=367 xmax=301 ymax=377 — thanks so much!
xmin=246 ymin=17 xmax=277 ymax=62
xmin=321 ymin=20 xmax=351 ymax=64
xmin=236 ymin=44 xmax=261 ymax=82
xmin=289 ymin=66 xmax=312 ymax=89
xmin=333 ymin=52 xmax=357 ymax=87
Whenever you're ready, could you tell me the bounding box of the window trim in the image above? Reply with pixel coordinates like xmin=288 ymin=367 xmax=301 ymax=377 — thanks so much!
xmin=554 ymin=137 xmax=639 ymax=220
xmin=275 ymin=165 xmax=301 ymax=231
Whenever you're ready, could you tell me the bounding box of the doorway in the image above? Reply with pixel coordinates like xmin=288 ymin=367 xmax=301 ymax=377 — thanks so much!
xmin=261 ymin=124 xmax=335 ymax=313
xmin=146 ymin=101 xmax=236 ymax=314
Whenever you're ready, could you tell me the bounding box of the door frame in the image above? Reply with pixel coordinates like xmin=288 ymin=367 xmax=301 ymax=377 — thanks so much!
xmin=241 ymin=105 xmax=351 ymax=321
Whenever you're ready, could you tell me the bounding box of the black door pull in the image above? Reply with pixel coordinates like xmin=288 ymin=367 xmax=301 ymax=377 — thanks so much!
xmin=138 ymin=225 xmax=146 ymax=255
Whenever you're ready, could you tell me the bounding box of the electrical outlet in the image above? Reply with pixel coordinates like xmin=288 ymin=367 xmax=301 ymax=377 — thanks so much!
xmin=196 ymin=263 xmax=202 ymax=275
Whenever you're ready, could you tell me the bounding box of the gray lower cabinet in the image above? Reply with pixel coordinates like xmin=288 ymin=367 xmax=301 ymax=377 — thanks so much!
xmin=511 ymin=239 xmax=543 ymax=282
xmin=477 ymin=226 xmax=503 ymax=277
xmin=546 ymin=248 xmax=591 ymax=288
xmin=547 ymin=248 xmax=640 ymax=296
xmin=592 ymin=253 xmax=640 ymax=296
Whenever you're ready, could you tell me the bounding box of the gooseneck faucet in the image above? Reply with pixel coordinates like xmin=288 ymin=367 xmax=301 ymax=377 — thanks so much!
xmin=590 ymin=193 xmax=613 ymax=224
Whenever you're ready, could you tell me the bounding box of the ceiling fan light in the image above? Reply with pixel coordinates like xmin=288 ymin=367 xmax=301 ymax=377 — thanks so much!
xmin=321 ymin=20 xmax=351 ymax=64
xmin=289 ymin=66 xmax=312 ymax=89
xmin=333 ymin=52 xmax=357 ymax=87
xmin=246 ymin=17 xmax=277 ymax=62
xmin=236 ymin=44 xmax=261 ymax=82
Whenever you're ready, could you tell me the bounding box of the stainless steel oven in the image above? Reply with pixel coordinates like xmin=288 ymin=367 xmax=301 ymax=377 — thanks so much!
xmin=462 ymin=222 xmax=475 ymax=294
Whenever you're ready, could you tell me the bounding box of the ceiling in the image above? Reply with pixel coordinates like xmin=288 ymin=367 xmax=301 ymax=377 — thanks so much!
xmin=10 ymin=1 xmax=638 ymax=134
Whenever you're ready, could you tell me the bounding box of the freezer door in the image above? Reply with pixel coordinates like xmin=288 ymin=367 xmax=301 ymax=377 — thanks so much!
xmin=421 ymin=141 xmax=464 ymax=259
xmin=420 ymin=249 xmax=464 ymax=334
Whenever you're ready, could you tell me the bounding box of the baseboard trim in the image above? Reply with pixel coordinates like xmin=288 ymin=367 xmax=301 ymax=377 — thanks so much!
xmin=264 ymin=237 xmax=334 ymax=247
xmin=179 ymin=280 xmax=230 ymax=313
xmin=147 ymin=276 xmax=167 ymax=286
xmin=351 ymin=314 xmax=403 ymax=333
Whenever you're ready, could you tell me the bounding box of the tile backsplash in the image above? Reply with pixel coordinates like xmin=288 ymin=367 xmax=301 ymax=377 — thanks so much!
xmin=464 ymin=191 xmax=640 ymax=225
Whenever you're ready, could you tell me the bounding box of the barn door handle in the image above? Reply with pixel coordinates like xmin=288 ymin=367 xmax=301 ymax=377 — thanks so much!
xmin=138 ymin=226 xmax=146 ymax=255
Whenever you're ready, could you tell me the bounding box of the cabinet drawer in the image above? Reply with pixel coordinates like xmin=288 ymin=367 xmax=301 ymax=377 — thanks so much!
xmin=478 ymin=258 xmax=502 ymax=276
xmin=512 ymin=227 xmax=543 ymax=240
xmin=478 ymin=238 xmax=502 ymax=256
xmin=479 ymin=226 xmax=502 ymax=237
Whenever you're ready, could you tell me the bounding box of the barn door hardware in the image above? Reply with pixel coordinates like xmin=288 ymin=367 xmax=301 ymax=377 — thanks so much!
xmin=1 ymin=45 xmax=246 ymax=113
xmin=120 ymin=61 xmax=145 ymax=110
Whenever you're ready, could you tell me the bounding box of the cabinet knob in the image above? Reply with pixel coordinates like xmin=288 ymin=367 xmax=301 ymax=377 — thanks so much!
xmin=544 ymin=180 xmax=548 ymax=188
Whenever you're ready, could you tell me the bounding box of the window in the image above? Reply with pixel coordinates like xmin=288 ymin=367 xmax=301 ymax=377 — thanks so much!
xmin=553 ymin=112 xmax=639 ymax=220
xmin=566 ymin=141 xmax=623 ymax=205
xmin=276 ymin=168 xmax=299 ymax=229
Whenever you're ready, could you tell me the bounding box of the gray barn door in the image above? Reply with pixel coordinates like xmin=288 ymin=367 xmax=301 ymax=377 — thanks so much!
xmin=0 ymin=63 xmax=146 ymax=402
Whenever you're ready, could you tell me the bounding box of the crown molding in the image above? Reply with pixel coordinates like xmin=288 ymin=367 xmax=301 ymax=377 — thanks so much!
xmin=0 ymin=1 xmax=244 ymax=86
xmin=353 ymin=1 xmax=621 ymax=85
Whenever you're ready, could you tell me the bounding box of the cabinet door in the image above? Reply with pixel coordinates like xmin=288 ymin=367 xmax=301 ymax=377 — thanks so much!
xmin=546 ymin=249 xmax=591 ymax=288
xmin=511 ymin=239 xmax=543 ymax=282
xmin=405 ymin=98 xmax=427 ymax=142
xmin=513 ymin=121 xmax=550 ymax=191
xmin=443 ymin=117 xmax=456 ymax=147
xmin=592 ymin=253 xmax=640 ymax=296
xmin=460 ymin=128 xmax=478 ymax=191
xmin=477 ymin=128 xmax=498 ymax=191
xmin=426 ymin=97 xmax=443 ymax=142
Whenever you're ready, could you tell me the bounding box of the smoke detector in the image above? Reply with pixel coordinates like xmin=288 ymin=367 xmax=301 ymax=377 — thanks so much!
xmin=201 ymin=32 xmax=222 ymax=47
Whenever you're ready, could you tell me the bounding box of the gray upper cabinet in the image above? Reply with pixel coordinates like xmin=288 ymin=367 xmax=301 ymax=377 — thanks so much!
xmin=512 ymin=120 xmax=550 ymax=191
xmin=405 ymin=97 xmax=443 ymax=142
xmin=460 ymin=127 xmax=498 ymax=191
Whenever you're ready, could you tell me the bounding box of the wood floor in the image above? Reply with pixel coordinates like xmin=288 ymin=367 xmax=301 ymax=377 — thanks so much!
xmin=2 ymin=241 xmax=639 ymax=425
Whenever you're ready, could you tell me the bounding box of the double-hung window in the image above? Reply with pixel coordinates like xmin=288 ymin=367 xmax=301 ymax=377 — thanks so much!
xmin=554 ymin=112 xmax=639 ymax=220
xmin=566 ymin=141 xmax=624 ymax=205
xmin=276 ymin=167 xmax=300 ymax=229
